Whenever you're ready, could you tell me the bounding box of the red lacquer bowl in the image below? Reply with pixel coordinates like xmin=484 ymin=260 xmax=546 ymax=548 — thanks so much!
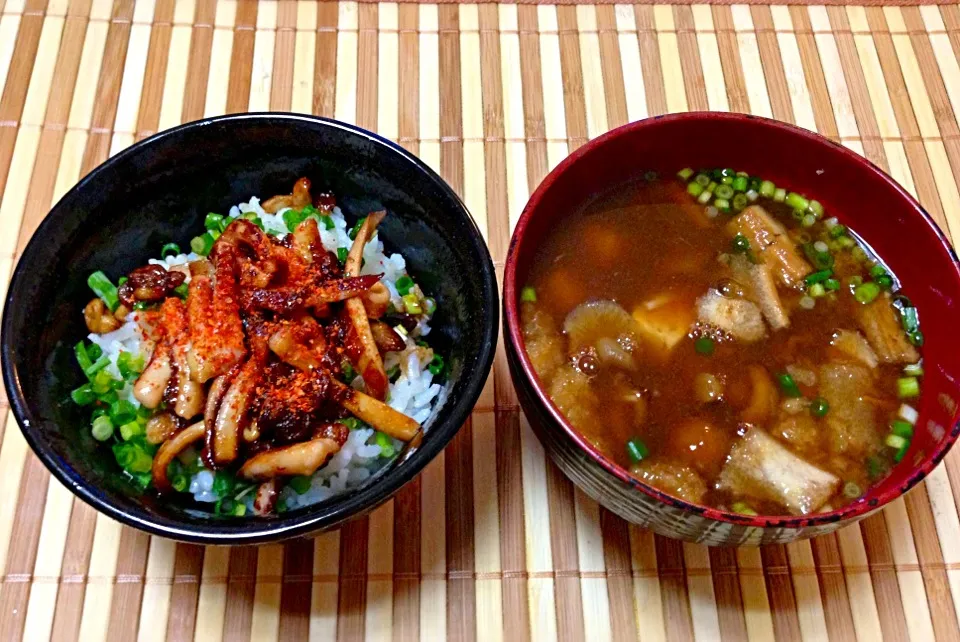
xmin=504 ymin=112 xmax=960 ymax=545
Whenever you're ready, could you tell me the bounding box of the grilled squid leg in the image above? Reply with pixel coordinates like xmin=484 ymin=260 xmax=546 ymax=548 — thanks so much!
xmin=211 ymin=359 xmax=258 ymax=466
xmin=133 ymin=343 xmax=172 ymax=409
xmin=238 ymin=437 xmax=342 ymax=480
xmin=152 ymin=421 xmax=205 ymax=493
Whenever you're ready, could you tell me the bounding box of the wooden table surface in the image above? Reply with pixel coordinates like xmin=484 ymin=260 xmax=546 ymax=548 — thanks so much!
xmin=1 ymin=0 xmax=960 ymax=640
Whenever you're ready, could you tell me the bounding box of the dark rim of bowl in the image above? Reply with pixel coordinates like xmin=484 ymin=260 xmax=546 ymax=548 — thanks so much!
xmin=2 ymin=112 xmax=499 ymax=544
xmin=504 ymin=111 xmax=960 ymax=530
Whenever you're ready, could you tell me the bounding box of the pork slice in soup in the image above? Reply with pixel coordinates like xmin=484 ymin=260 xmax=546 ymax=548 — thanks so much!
xmin=520 ymin=170 xmax=924 ymax=516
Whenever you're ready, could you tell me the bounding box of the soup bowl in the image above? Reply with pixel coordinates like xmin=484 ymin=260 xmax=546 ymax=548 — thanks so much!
xmin=504 ymin=112 xmax=960 ymax=545
xmin=2 ymin=113 xmax=498 ymax=544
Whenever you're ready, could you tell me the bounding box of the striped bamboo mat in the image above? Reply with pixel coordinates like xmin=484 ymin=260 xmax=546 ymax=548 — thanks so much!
xmin=4 ymin=1 xmax=960 ymax=640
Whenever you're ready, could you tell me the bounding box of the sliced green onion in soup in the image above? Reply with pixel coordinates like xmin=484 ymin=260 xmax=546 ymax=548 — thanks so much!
xmin=626 ymin=438 xmax=649 ymax=463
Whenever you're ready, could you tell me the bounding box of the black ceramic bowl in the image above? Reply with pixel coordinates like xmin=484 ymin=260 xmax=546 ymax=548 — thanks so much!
xmin=1 ymin=113 xmax=498 ymax=544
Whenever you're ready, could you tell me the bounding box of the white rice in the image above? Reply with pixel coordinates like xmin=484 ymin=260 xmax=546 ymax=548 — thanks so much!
xmin=90 ymin=196 xmax=442 ymax=512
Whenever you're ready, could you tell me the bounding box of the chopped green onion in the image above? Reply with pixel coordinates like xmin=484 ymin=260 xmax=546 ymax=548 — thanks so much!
xmin=92 ymin=415 xmax=114 ymax=441
xmin=810 ymin=397 xmax=830 ymax=417
xmin=732 ymin=176 xmax=748 ymax=192
xmin=802 ymin=243 xmax=834 ymax=271
xmin=785 ymin=192 xmax=809 ymax=211
xmin=773 ymin=187 xmax=787 ymax=203
xmin=428 ymin=354 xmax=445 ymax=376
xmin=695 ymin=174 xmax=711 ymax=187
xmin=900 ymin=307 xmax=919 ymax=333
xmin=341 ymin=360 xmax=357 ymax=382
xmin=119 ymin=421 xmax=143 ymax=441
xmin=172 ymin=474 xmax=189 ymax=492
xmin=777 ymin=372 xmax=802 ymax=397
xmin=84 ymin=354 xmax=110 ymax=378
xmin=829 ymin=224 xmax=848 ymax=239
xmin=885 ymin=433 xmax=908 ymax=451
xmin=731 ymin=501 xmax=758 ymax=516
xmin=520 ymin=286 xmax=537 ymax=303
xmin=867 ymin=456 xmax=884 ymax=480
xmin=759 ymin=180 xmax=776 ymax=198
xmin=626 ymin=437 xmax=649 ymax=463
xmin=809 ymin=283 xmax=826 ymax=298
xmin=113 ymin=441 xmax=154 ymax=474
xmin=282 ymin=207 xmax=309 ymax=232
xmin=133 ymin=301 xmax=152 ymax=311
xmin=190 ymin=232 xmax=215 ymax=256
xmin=714 ymin=198 xmax=730 ymax=212
xmin=348 ymin=217 xmax=367 ymax=241
xmin=375 ymin=431 xmax=396 ymax=458
xmin=289 ymin=475 xmax=312 ymax=494
xmin=386 ymin=365 xmax=400 ymax=382
xmin=869 ymin=264 xmax=887 ymax=278
xmin=837 ymin=236 xmax=856 ymax=249
xmin=336 ymin=247 xmax=349 ymax=264
xmin=677 ymin=168 xmax=694 ymax=180
xmin=903 ymin=363 xmax=923 ymax=378
xmin=890 ymin=419 xmax=914 ymax=439
xmin=908 ymin=330 xmax=924 ymax=347
xmin=71 ymin=384 xmax=96 ymax=406
xmin=75 ymin=341 xmax=94 ymax=372
xmin=204 ymin=213 xmax=225 ymax=231
xmin=853 ymin=282 xmax=881 ymax=305
xmin=694 ymin=337 xmax=715 ymax=356
xmin=715 ymin=184 xmax=734 ymax=200
xmin=318 ymin=215 xmax=335 ymax=230
xmin=732 ymin=234 xmax=751 ymax=253
xmin=687 ymin=182 xmax=704 ymax=198
xmin=232 ymin=503 xmax=247 ymax=516
xmin=805 ymin=269 xmax=833 ymax=285
xmin=801 ymin=214 xmax=817 ymax=228
xmin=91 ymin=369 xmax=114 ymax=394
xmin=174 ymin=283 xmax=189 ymax=299
xmin=340 ymin=417 xmax=361 ymax=431
xmin=876 ymin=274 xmax=893 ymax=290
xmin=697 ymin=189 xmax=713 ymax=205
xmin=109 ymin=399 xmax=137 ymax=426
xmin=732 ymin=193 xmax=748 ymax=211
xmin=240 ymin=212 xmax=264 ymax=229
xmin=87 ymin=271 xmax=120 ymax=312
xmin=402 ymin=294 xmax=423 ymax=315
xmin=842 ymin=481 xmax=862 ymax=499
xmin=424 ymin=297 xmax=437 ymax=315
xmin=116 ymin=350 xmax=145 ymax=380
xmin=161 ymin=243 xmax=181 ymax=258
xmin=212 ymin=471 xmax=236 ymax=496
xmin=808 ymin=200 xmax=824 ymax=217
xmin=824 ymin=278 xmax=841 ymax=292
xmin=396 ymin=275 xmax=415 ymax=296
xmin=897 ymin=376 xmax=920 ymax=399
xmin=894 ymin=442 xmax=910 ymax=463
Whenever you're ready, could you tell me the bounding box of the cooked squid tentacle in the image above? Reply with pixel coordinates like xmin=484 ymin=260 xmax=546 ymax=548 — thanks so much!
xmin=152 ymin=421 xmax=205 ymax=493
xmin=262 ymin=177 xmax=312 ymax=213
xmin=343 ymin=211 xmax=390 ymax=398
xmin=146 ymin=412 xmax=179 ymax=445
xmin=330 ymin=378 xmax=420 ymax=441
xmin=291 ymin=217 xmax=323 ymax=263
xmin=246 ymin=274 xmax=383 ymax=314
xmin=253 ymin=479 xmax=279 ymax=516
xmin=361 ymin=282 xmax=391 ymax=318
xmin=187 ymin=244 xmax=247 ymax=383
xmin=212 ymin=358 xmax=258 ymax=466
xmin=133 ymin=342 xmax=172 ymax=408
xmin=238 ymin=437 xmax=342 ymax=480
xmin=268 ymin=326 xmax=321 ymax=371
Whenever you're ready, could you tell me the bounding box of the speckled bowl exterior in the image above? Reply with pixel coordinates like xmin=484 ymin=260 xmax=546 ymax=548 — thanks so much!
xmin=504 ymin=112 xmax=960 ymax=546
xmin=2 ymin=113 xmax=498 ymax=545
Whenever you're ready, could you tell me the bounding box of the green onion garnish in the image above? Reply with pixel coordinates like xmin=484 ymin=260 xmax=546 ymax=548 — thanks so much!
xmin=885 ymin=433 xmax=908 ymax=451
xmin=75 ymin=341 xmax=94 ymax=372
xmin=289 ymin=475 xmax=312 ymax=494
xmin=829 ymin=224 xmax=848 ymax=239
xmin=71 ymin=384 xmax=96 ymax=406
xmin=731 ymin=501 xmax=758 ymax=516
xmin=161 ymin=243 xmax=181 ymax=258
xmin=897 ymin=376 xmax=920 ymax=399
xmin=687 ymin=182 xmax=704 ymax=198
xmin=318 ymin=215 xmax=335 ymax=230
xmin=337 ymin=247 xmax=349 ymax=264
xmin=374 ymin=431 xmax=396 ymax=458
xmin=732 ymin=176 xmax=748 ymax=192
xmin=715 ymin=184 xmax=734 ymax=200
xmin=348 ymin=217 xmax=367 ymax=241
xmin=824 ymin=278 xmax=841 ymax=292
xmin=190 ymin=232 xmax=216 ymax=257
xmin=402 ymin=293 xmax=423 ymax=315
xmin=119 ymin=421 xmax=142 ymax=441
xmin=396 ymin=275 xmax=414 ymax=296
xmin=785 ymin=192 xmax=809 ymax=211
xmin=204 ymin=213 xmax=225 ymax=231
xmin=626 ymin=438 xmax=649 ymax=463
xmin=731 ymin=234 xmax=750 ymax=253
xmin=84 ymin=354 xmax=110 ymax=378
xmin=805 ymin=269 xmax=833 ymax=286
xmin=87 ymin=271 xmax=120 ymax=312
xmin=777 ymin=373 xmax=802 ymax=397
xmin=759 ymin=180 xmax=776 ymax=198
xmin=91 ymin=415 xmax=114 ymax=441
xmin=109 ymin=399 xmax=137 ymax=426
xmin=520 ymin=286 xmax=536 ymax=303
xmin=810 ymin=397 xmax=829 ymax=417
xmin=809 ymin=283 xmax=826 ymax=298
xmin=694 ymin=337 xmax=715 ymax=356
xmin=428 ymin=354 xmax=445 ymax=376
xmin=842 ymin=481 xmax=862 ymax=499
xmin=212 ymin=471 xmax=236 ymax=496
xmin=677 ymin=168 xmax=694 ymax=180
xmin=853 ymin=282 xmax=881 ymax=305
xmin=890 ymin=419 xmax=914 ymax=439
xmin=174 ymin=283 xmax=189 ymax=299
xmin=900 ymin=307 xmax=919 ymax=333
xmin=171 ymin=474 xmax=189 ymax=493
xmin=908 ymin=330 xmax=924 ymax=347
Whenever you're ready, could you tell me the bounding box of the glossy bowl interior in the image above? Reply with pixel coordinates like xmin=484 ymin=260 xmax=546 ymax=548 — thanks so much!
xmin=2 ymin=113 xmax=498 ymax=544
xmin=504 ymin=112 xmax=960 ymax=544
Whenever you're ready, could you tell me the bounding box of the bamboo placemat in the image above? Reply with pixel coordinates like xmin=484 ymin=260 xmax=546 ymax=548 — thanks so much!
xmin=3 ymin=1 xmax=960 ymax=640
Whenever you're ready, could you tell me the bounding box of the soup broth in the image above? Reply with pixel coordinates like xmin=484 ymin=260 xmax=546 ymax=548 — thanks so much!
xmin=521 ymin=171 xmax=924 ymax=516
